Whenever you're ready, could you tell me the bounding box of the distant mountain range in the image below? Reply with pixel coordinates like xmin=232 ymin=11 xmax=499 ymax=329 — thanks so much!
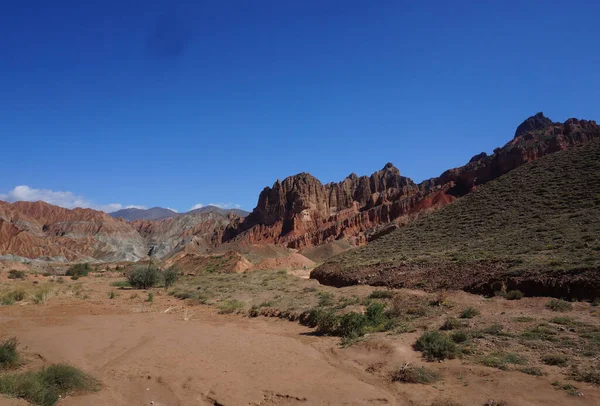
xmin=110 ymin=205 xmax=249 ymax=222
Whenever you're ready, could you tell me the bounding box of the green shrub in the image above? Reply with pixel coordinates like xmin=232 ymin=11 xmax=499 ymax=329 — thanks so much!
xmin=126 ymin=265 xmax=160 ymax=289
xmin=391 ymin=365 xmax=440 ymax=384
xmin=365 ymin=302 xmax=386 ymax=325
xmin=368 ymin=290 xmax=394 ymax=299
xmin=460 ymin=307 xmax=480 ymax=319
xmin=0 ymin=364 xmax=99 ymax=406
xmin=7 ymin=270 xmax=25 ymax=280
xmin=146 ymin=292 xmax=154 ymax=303
xmin=162 ymin=266 xmax=179 ymax=289
xmin=414 ymin=331 xmax=457 ymax=361
xmin=314 ymin=309 xmax=339 ymax=335
xmin=451 ymin=330 xmax=469 ymax=343
xmin=108 ymin=291 xmax=116 ymax=300
xmin=542 ymin=354 xmax=568 ymax=366
xmin=338 ymin=313 xmax=368 ymax=343
xmin=65 ymin=264 xmax=90 ymax=277
xmin=0 ymin=338 xmax=20 ymax=370
xmin=505 ymin=290 xmax=524 ymax=300
xmin=546 ymin=299 xmax=572 ymax=312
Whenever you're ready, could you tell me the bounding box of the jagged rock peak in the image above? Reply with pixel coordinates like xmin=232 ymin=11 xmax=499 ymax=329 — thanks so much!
xmin=514 ymin=112 xmax=556 ymax=138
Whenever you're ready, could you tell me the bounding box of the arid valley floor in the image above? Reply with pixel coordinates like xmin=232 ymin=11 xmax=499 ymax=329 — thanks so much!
xmin=1 ymin=269 xmax=600 ymax=406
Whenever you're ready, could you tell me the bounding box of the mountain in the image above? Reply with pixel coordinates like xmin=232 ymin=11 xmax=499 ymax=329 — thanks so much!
xmin=224 ymin=113 xmax=600 ymax=252
xmin=0 ymin=200 xmax=147 ymax=262
xmin=311 ymin=138 xmax=600 ymax=299
xmin=186 ymin=205 xmax=249 ymax=218
xmin=110 ymin=205 xmax=249 ymax=222
xmin=110 ymin=207 xmax=178 ymax=221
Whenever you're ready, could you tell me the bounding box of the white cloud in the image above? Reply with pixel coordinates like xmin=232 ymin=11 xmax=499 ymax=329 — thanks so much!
xmin=189 ymin=203 xmax=204 ymax=211
xmin=0 ymin=185 xmax=145 ymax=213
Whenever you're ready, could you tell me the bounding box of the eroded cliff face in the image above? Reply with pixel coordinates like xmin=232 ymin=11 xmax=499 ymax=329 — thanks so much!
xmin=224 ymin=113 xmax=600 ymax=249
xmin=0 ymin=201 xmax=147 ymax=261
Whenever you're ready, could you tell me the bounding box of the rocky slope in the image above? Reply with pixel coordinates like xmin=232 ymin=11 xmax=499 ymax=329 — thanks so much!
xmin=224 ymin=113 xmax=600 ymax=251
xmin=311 ymin=138 xmax=600 ymax=299
xmin=0 ymin=201 xmax=147 ymax=262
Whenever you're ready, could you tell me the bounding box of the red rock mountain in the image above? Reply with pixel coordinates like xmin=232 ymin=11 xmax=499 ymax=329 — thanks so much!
xmin=1 ymin=113 xmax=598 ymax=263
xmin=0 ymin=200 xmax=146 ymax=261
xmin=224 ymin=113 xmax=600 ymax=249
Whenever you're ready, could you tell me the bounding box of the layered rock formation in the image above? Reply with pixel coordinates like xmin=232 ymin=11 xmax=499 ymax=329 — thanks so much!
xmin=224 ymin=113 xmax=600 ymax=249
xmin=0 ymin=201 xmax=147 ymax=262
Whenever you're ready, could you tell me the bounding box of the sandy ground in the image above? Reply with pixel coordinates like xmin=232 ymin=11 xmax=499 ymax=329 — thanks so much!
xmin=1 ymin=277 xmax=600 ymax=405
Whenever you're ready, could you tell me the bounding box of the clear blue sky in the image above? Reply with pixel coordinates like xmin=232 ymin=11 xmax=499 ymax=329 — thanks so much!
xmin=1 ymin=1 xmax=599 ymax=212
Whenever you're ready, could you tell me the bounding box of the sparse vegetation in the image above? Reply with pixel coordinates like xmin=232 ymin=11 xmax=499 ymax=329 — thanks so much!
xmin=110 ymin=280 xmax=131 ymax=288
xmin=505 ymin=290 xmax=524 ymax=300
xmin=0 ymin=364 xmax=99 ymax=406
xmin=542 ymin=354 xmax=568 ymax=366
xmin=0 ymin=338 xmax=20 ymax=370
xmin=481 ymin=352 xmax=527 ymax=369
xmin=368 ymin=290 xmax=394 ymax=299
xmin=440 ymin=317 xmax=465 ymax=331
xmin=460 ymin=307 xmax=480 ymax=319
xmin=546 ymin=299 xmax=572 ymax=312
xmin=414 ymin=331 xmax=456 ymax=361
xmin=1 ymin=289 xmax=26 ymax=305
xmin=552 ymin=381 xmax=580 ymax=396
xmin=65 ymin=263 xmax=91 ymax=277
xmin=218 ymin=299 xmax=244 ymax=314
xmin=108 ymin=291 xmax=117 ymax=299
xmin=146 ymin=292 xmax=154 ymax=302
xmin=391 ymin=364 xmax=440 ymax=384
xmin=7 ymin=270 xmax=25 ymax=280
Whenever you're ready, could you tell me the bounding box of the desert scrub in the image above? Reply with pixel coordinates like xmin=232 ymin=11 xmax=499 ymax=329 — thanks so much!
xmin=127 ymin=265 xmax=161 ymax=289
xmin=146 ymin=292 xmax=154 ymax=302
xmin=542 ymin=354 xmax=568 ymax=366
xmin=7 ymin=270 xmax=25 ymax=280
xmin=1 ymin=289 xmax=26 ymax=305
xmin=504 ymin=290 xmax=524 ymax=300
xmin=414 ymin=331 xmax=457 ymax=361
xmin=0 ymin=338 xmax=20 ymax=370
xmin=0 ymin=364 xmax=100 ymax=406
xmin=32 ymin=286 xmax=52 ymax=305
xmin=459 ymin=307 xmax=480 ymax=319
xmin=162 ymin=266 xmax=179 ymax=289
xmin=552 ymin=381 xmax=580 ymax=396
xmin=570 ymin=367 xmax=600 ymax=384
xmin=481 ymin=352 xmax=527 ymax=369
xmin=110 ymin=280 xmax=130 ymax=288
xmin=218 ymin=299 xmax=245 ymax=314
xmin=546 ymin=299 xmax=572 ymax=312
xmin=450 ymin=330 xmax=469 ymax=343
xmin=519 ymin=366 xmax=545 ymax=376
xmin=108 ymin=291 xmax=117 ymax=299
xmin=391 ymin=364 xmax=440 ymax=384
xmin=368 ymin=290 xmax=394 ymax=299
xmin=317 ymin=292 xmax=335 ymax=307
xmin=65 ymin=263 xmax=91 ymax=277
xmin=440 ymin=317 xmax=466 ymax=331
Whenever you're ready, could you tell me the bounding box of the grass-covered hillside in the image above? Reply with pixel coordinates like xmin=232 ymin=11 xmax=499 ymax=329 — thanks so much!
xmin=312 ymin=139 xmax=600 ymax=299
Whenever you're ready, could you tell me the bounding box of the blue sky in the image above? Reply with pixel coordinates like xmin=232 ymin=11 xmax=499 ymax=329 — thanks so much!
xmin=1 ymin=1 xmax=599 ymax=212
